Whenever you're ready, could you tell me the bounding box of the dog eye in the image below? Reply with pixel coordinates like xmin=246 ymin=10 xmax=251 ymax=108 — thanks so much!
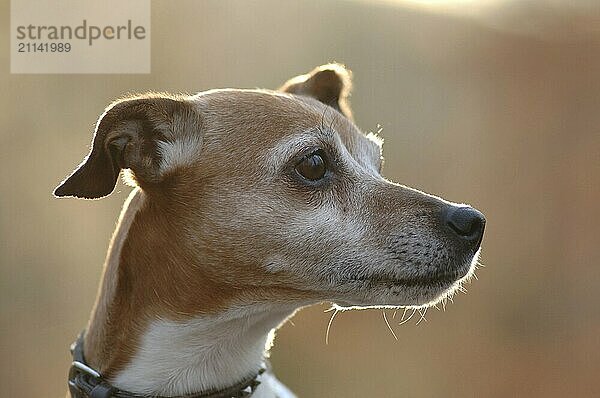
xmin=295 ymin=150 xmax=327 ymax=181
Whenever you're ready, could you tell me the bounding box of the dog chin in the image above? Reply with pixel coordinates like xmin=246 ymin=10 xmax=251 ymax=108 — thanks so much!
xmin=335 ymin=283 xmax=456 ymax=309
xmin=335 ymin=253 xmax=480 ymax=309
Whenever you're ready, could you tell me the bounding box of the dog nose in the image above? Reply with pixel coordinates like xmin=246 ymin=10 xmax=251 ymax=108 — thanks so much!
xmin=442 ymin=206 xmax=486 ymax=244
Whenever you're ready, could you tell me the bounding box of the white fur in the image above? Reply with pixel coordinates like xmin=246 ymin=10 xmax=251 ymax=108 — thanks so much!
xmin=112 ymin=304 xmax=298 ymax=398
xmin=157 ymin=136 xmax=202 ymax=173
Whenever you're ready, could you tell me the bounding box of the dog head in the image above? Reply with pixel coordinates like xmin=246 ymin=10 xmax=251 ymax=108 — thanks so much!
xmin=55 ymin=64 xmax=484 ymax=312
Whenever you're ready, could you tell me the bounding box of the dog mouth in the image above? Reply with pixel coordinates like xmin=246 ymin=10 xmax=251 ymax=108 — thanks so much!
xmin=349 ymin=270 xmax=465 ymax=288
xmin=332 ymin=257 xmax=477 ymax=308
xmin=344 ymin=253 xmax=477 ymax=291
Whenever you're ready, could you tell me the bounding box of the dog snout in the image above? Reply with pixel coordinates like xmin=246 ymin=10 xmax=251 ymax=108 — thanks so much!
xmin=442 ymin=206 xmax=486 ymax=248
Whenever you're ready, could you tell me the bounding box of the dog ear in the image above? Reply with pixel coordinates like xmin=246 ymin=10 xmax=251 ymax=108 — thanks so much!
xmin=279 ymin=63 xmax=353 ymax=120
xmin=54 ymin=95 xmax=199 ymax=199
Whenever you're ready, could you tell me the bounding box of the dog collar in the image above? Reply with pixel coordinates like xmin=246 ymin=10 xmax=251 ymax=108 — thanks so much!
xmin=68 ymin=333 xmax=265 ymax=398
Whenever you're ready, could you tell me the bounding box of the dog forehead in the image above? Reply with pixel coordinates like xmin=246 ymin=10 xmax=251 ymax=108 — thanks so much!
xmin=191 ymin=88 xmax=324 ymax=134
xmin=188 ymin=89 xmax=381 ymax=164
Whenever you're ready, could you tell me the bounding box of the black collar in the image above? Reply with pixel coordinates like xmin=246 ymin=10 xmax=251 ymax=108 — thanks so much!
xmin=68 ymin=332 xmax=265 ymax=398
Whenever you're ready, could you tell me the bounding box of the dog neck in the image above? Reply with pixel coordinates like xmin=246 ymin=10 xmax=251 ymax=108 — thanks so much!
xmin=82 ymin=189 xmax=298 ymax=396
xmin=111 ymin=305 xmax=295 ymax=396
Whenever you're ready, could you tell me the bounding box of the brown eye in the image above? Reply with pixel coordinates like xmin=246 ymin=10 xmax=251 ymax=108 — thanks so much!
xmin=295 ymin=150 xmax=327 ymax=181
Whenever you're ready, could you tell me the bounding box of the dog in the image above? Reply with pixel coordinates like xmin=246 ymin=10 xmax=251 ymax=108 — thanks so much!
xmin=56 ymin=64 xmax=485 ymax=398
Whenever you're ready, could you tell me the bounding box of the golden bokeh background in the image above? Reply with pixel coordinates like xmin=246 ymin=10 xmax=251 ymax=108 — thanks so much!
xmin=1 ymin=0 xmax=599 ymax=396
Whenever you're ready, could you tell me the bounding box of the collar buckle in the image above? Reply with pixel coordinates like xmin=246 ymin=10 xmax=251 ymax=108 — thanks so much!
xmin=68 ymin=360 xmax=105 ymax=398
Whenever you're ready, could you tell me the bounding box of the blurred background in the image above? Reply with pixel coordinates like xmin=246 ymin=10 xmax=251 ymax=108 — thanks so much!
xmin=1 ymin=0 xmax=599 ymax=396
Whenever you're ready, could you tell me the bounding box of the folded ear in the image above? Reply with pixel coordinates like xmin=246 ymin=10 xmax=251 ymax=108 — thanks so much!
xmin=54 ymin=95 xmax=200 ymax=199
xmin=279 ymin=63 xmax=353 ymax=120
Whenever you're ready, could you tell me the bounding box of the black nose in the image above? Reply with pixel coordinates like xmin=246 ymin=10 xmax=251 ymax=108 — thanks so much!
xmin=442 ymin=206 xmax=486 ymax=244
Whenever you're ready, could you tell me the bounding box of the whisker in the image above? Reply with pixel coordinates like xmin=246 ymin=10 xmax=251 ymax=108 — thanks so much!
xmin=382 ymin=310 xmax=398 ymax=340
xmin=325 ymin=308 xmax=339 ymax=345
xmin=328 ymin=108 xmax=336 ymax=131
xmin=416 ymin=308 xmax=428 ymax=325
xmin=400 ymin=308 xmax=408 ymax=322
xmin=399 ymin=309 xmax=416 ymax=325
xmin=320 ymin=106 xmax=327 ymax=131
